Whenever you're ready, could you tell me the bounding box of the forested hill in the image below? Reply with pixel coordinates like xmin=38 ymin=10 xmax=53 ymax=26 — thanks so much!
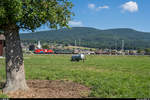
xmin=20 ymin=27 xmax=150 ymax=49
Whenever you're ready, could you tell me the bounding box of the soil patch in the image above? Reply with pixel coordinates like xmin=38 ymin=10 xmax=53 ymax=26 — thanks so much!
xmin=6 ymin=80 xmax=91 ymax=98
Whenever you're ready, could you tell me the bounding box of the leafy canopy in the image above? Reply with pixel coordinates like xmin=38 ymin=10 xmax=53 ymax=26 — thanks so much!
xmin=0 ymin=0 xmax=74 ymax=31
xmin=42 ymin=44 xmax=49 ymax=49
xmin=145 ymin=48 xmax=150 ymax=53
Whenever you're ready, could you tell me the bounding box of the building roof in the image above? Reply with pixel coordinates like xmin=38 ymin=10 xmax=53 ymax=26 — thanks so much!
xmin=0 ymin=34 xmax=5 ymax=40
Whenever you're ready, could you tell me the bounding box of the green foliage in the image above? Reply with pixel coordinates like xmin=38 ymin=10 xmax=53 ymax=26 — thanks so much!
xmin=0 ymin=94 xmax=8 ymax=98
xmin=137 ymin=49 xmax=143 ymax=53
xmin=145 ymin=48 xmax=150 ymax=53
xmin=42 ymin=44 xmax=49 ymax=49
xmin=0 ymin=0 xmax=74 ymax=31
xmin=20 ymin=27 xmax=150 ymax=49
xmin=1 ymin=55 xmax=150 ymax=98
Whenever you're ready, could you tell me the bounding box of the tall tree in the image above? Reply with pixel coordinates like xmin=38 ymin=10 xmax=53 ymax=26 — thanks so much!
xmin=0 ymin=0 xmax=73 ymax=93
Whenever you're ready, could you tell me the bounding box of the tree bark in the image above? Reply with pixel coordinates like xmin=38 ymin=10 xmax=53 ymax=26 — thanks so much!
xmin=2 ymin=25 xmax=29 ymax=93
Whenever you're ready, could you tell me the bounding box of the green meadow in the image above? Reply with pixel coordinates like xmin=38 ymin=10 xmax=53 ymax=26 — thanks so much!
xmin=0 ymin=55 xmax=150 ymax=98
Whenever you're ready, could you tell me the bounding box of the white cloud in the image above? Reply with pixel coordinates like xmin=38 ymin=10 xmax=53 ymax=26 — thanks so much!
xmin=96 ymin=5 xmax=109 ymax=11
xmin=88 ymin=3 xmax=109 ymax=11
xmin=121 ymin=1 xmax=138 ymax=13
xmin=88 ymin=4 xmax=95 ymax=9
xmin=69 ymin=21 xmax=83 ymax=27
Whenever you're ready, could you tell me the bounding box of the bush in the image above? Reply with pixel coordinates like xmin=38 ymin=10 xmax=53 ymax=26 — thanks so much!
xmin=144 ymin=48 xmax=150 ymax=55
xmin=42 ymin=44 xmax=49 ymax=49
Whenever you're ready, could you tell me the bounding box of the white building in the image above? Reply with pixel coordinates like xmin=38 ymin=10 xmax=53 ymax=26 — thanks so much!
xmin=37 ymin=41 xmax=41 ymax=49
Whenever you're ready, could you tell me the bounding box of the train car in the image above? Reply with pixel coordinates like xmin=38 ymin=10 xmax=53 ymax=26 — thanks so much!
xmin=34 ymin=49 xmax=53 ymax=54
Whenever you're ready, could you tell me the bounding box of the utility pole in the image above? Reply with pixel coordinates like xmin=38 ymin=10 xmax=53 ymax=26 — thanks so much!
xmin=79 ymin=39 xmax=81 ymax=47
xmin=115 ymin=40 xmax=117 ymax=50
xmin=75 ymin=40 xmax=77 ymax=46
xmin=122 ymin=40 xmax=124 ymax=51
xmin=49 ymin=41 xmax=51 ymax=49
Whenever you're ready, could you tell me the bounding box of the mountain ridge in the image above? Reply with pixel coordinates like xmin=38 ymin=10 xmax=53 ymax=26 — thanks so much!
xmin=20 ymin=27 xmax=150 ymax=49
xmin=20 ymin=27 xmax=150 ymax=34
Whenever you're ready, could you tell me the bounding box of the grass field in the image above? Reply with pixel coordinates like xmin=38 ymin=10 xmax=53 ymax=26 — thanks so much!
xmin=0 ymin=55 xmax=150 ymax=98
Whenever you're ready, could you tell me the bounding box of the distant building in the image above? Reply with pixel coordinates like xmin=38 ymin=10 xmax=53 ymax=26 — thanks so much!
xmin=95 ymin=49 xmax=103 ymax=54
xmin=103 ymin=49 xmax=111 ymax=55
xmin=111 ymin=50 xmax=117 ymax=55
xmin=125 ymin=50 xmax=129 ymax=55
xmin=74 ymin=49 xmax=79 ymax=54
xmin=129 ymin=50 xmax=137 ymax=55
xmin=37 ymin=41 xmax=41 ymax=49
xmin=0 ymin=34 xmax=5 ymax=56
xmin=117 ymin=50 xmax=125 ymax=55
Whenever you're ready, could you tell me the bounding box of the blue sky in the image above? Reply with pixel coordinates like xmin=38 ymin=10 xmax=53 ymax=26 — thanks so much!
xmin=20 ymin=0 xmax=150 ymax=33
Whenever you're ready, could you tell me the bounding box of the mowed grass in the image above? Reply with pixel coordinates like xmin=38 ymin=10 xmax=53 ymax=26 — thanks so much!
xmin=0 ymin=54 xmax=150 ymax=98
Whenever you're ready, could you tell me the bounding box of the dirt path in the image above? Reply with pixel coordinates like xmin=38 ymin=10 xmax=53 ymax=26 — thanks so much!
xmin=6 ymin=80 xmax=91 ymax=98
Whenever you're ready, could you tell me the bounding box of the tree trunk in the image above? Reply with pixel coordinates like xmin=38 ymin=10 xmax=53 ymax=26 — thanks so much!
xmin=2 ymin=25 xmax=29 ymax=93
